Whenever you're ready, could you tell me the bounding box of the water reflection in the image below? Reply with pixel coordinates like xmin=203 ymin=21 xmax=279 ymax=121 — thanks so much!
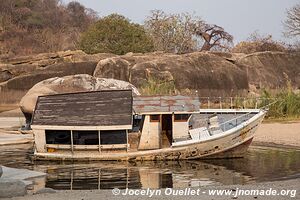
xmin=0 ymin=144 xmax=299 ymax=190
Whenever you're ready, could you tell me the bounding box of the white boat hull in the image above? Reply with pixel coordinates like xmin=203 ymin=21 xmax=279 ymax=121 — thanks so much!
xmin=33 ymin=110 xmax=266 ymax=161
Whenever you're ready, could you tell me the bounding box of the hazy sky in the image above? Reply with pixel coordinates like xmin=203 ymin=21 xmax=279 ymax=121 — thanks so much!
xmin=63 ymin=0 xmax=299 ymax=43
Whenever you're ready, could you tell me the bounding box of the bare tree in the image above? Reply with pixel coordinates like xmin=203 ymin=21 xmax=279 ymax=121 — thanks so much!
xmin=145 ymin=10 xmax=203 ymax=54
xmin=145 ymin=10 xmax=233 ymax=53
xmin=195 ymin=24 xmax=233 ymax=51
xmin=284 ymin=3 xmax=300 ymax=37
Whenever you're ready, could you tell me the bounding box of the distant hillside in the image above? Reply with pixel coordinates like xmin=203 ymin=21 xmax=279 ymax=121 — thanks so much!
xmin=0 ymin=0 xmax=96 ymax=56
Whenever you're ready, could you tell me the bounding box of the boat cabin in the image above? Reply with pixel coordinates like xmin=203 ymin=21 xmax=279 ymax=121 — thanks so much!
xmin=133 ymin=95 xmax=200 ymax=150
xmin=31 ymin=90 xmax=133 ymax=153
xmin=31 ymin=90 xmax=201 ymax=155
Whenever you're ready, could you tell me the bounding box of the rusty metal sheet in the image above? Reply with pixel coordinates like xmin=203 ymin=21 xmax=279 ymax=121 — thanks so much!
xmin=133 ymin=95 xmax=200 ymax=114
xmin=32 ymin=90 xmax=133 ymax=126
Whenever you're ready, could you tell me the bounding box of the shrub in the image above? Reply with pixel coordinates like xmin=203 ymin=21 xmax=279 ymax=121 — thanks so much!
xmin=232 ymin=32 xmax=286 ymax=54
xmin=78 ymin=14 xmax=154 ymax=55
xmin=140 ymin=77 xmax=177 ymax=95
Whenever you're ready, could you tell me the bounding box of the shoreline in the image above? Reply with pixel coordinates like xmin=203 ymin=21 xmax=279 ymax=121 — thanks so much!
xmin=3 ymin=178 xmax=299 ymax=200
xmin=251 ymin=141 xmax=300 ymax=150
xmin=253 ymin=122 xmax=300 ymax=148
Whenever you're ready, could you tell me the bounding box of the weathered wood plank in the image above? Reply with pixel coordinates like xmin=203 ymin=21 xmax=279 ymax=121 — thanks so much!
xmin=133 ymin=95 xmax=200 ymax=114
xmin=32 ymin=90 xmax=133 ymax=126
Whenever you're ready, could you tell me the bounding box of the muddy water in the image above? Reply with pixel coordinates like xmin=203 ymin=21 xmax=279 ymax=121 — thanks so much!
xmin=0 ymin=144 xmax=299 ymax=190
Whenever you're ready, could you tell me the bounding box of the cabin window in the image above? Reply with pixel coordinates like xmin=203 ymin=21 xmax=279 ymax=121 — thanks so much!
xmin=46 ymin=130 xmax=71 ymax=144
xmin=174 ymin=114 xmax=190 ymax=122
xmin=150 ymin=115 xmax=160 ymax=122
xmin=131 ymin=115 xmax=144 ymax=132
xmin=73 ymin=130 xmax=99 ymax=145
xmin=100 ymin=130 xmax=127 ymax=144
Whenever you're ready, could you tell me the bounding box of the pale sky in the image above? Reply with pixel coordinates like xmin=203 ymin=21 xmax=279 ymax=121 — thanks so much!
xmin=63 ymin=0 xmax=299 ymax=44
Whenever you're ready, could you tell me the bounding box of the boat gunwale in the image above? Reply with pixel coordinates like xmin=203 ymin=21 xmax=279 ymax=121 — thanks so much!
xmin=172 ymin=109 xmax=266 ymax=147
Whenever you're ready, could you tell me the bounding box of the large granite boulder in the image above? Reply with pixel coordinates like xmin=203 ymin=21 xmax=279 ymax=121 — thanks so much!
xmin=129 ymin=52 xmax=249 ymax=92
xmin=20 ymin=74 xmax=140 ymax=125
xmin=236 ymin=51 xmax=300 ymax=89
xmin=94 ymin=57 xmax=131 ymax=81
xmin=92 ymin=52 xmax=249 ymax=96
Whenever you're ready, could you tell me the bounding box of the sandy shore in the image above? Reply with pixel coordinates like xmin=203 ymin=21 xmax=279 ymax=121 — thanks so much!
xmin=3 ymin=178 xmax=299 ymax=200
xmin=0 ymin=108 xmax=25 ymax=129
xmin=0 ymin=132 xmax=33 ymax=145
xmin=253 ymin=121 xmax=300 ymax=149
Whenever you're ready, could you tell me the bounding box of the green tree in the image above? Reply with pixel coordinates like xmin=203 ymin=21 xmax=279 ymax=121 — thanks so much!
xmin=78 ymin=14 xmax=154 ymax=54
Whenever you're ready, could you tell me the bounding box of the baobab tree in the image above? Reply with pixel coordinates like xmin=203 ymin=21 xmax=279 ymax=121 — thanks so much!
xmin=144 ymin=10 xmax=233 ymax=53
xmin=194 ymin=24 xmax=233 ymax=51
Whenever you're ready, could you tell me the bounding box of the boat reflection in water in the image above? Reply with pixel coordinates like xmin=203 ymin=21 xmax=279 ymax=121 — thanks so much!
xmin=31 ymin=160 xmax=253 ymax=190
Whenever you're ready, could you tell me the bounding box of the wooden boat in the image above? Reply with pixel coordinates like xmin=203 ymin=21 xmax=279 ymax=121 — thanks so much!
xmin=31 ymin=90 xmax=267 ymax=161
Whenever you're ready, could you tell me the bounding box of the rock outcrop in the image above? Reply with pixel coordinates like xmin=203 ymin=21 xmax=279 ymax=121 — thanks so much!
xmin=3 ymin=61 xmax=98 ymax=91
xmin=92 ymin=52 xmax=250 ymax=95
xmin=1 ymin=50 xmax=300 ymax=105
xmin=94 ymin=57 xmax=131 ymax=81
xmin=0 ymin=50 xmax=115 ymax=92
xmin=20 ymin=74 xmax=140 ymax=123
xmin=236 ymin=51 xmax=300 ymax=88
xmin=129 ymin=52 xmax=248 ymax=91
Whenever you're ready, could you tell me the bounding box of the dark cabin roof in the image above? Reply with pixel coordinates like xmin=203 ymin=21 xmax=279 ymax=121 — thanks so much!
xmin=133 ymin=95 xmax=200 ymax=114
xmin=31 ymin=90 xmax=132 ymax=127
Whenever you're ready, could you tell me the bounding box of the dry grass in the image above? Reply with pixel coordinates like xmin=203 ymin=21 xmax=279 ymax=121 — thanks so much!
xmin=139 ymin=77 xmax=177 ymax=95
xmin=260 ymin=89 xmax=300 ymax=119
xmin=259 ymin=76 xmax=300 ymax=119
